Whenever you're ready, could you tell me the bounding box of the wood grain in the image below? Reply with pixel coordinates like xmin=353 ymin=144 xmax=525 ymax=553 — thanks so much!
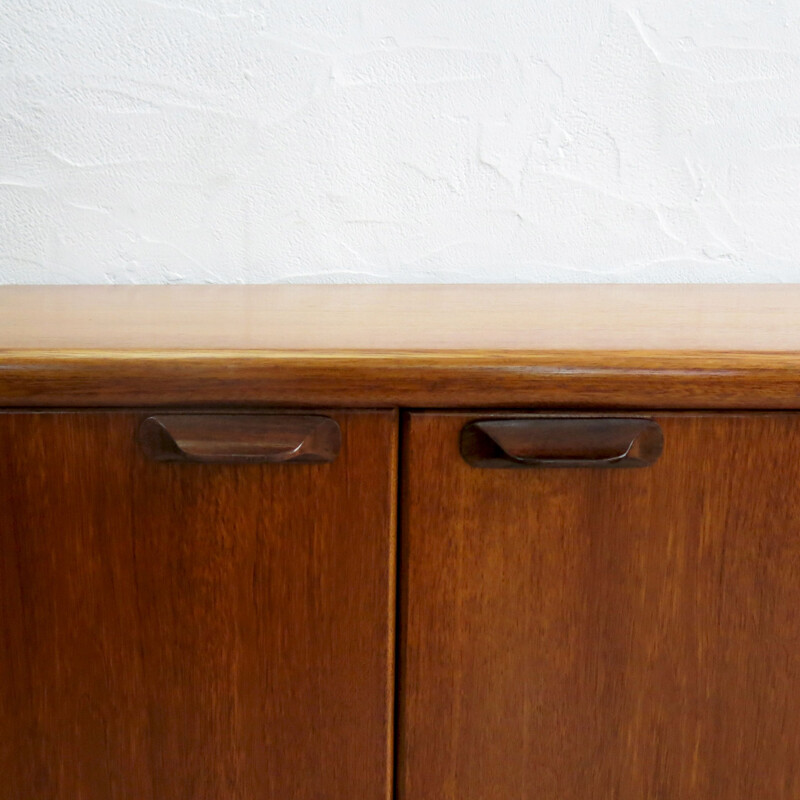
xmin=399 ymin=411 xmax=800 ymax=800
xmin=2 ymin=285 xmax=800 ymax=408
xmin=0 ymin=410 xmax=397 ymax=800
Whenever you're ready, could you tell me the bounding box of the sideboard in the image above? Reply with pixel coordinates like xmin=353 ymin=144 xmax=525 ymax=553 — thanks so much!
xmin=2 ymin=285 xmax=800 ymax=799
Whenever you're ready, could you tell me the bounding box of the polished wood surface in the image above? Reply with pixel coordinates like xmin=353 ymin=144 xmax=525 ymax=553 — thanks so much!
xmin=3 ymin=285 xmax=800 ymax=350
xmin=399 ymin=411 xmax=800 ymax=800
xmin=2 ymin=285 xmax=800 ymax=408
xmin=0 ymin=410 xmax=397 ymax=800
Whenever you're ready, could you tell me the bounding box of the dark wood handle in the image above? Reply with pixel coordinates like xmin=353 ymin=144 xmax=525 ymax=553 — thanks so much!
xmin=460 ymin=418 xmax=663 ymax=469
xmin=138 ymin=415 xmax=341 ymax=464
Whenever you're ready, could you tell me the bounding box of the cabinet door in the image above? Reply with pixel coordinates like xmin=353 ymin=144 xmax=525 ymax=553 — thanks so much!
xmin=0 ymin=410 xmax=396 ymax=800
xmin=399 ymin=412 xmax=800 ymax=800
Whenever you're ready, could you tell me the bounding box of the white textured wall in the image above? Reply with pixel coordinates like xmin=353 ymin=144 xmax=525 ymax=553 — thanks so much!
xmin=2 ymin=1 xmax=800 ymax=284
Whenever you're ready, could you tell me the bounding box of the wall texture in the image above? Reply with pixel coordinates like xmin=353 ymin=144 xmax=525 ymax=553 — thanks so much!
xmin=2 ymin=1 xmax=799 ymax=284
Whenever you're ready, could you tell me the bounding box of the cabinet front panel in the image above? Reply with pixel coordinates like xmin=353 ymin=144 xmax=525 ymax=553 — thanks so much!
xmin=0 ymin=411 xmax=396 ymax=800
xmin=399 ymin=412 xmax=800 ymax=800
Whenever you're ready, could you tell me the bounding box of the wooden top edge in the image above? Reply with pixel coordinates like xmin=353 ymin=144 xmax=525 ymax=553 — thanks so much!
xmin=2 ymin=349 xmax=800 ymax=409
xmin=2 ymin=284 xmax=800 ymax=353
xmin=2 ymin=348 xmax=800 ymax=365
xmin=2 ymin=286 xmax=800 ymax=407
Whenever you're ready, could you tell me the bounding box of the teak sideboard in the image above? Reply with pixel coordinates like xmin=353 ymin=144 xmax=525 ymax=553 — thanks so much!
xmin=2 ymin=285 xmax=800 ymax=799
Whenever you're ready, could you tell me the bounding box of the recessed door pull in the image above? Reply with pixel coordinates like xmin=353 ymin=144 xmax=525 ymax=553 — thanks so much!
xmin=138 ymin=414 xmax=341 ymax=464
xmin=460 ymin=418 xmax=663 ymax=469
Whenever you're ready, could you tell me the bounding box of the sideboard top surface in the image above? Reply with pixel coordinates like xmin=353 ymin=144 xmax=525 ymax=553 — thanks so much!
xmin=2 ymin=285 xmax=800 ymax=409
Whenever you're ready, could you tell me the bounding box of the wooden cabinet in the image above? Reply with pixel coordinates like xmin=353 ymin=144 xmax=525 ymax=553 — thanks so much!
xmin=0 ymin=411 xmax=397 ymax=800
xmin=2 ymin=286 xmax=800 ymax=799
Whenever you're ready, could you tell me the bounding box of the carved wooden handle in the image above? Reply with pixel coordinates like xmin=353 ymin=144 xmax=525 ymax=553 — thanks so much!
xmin=138 ymin=415 xmax=341 ymax=464
xmin=460 ymin=418 xmax=663 ymax=469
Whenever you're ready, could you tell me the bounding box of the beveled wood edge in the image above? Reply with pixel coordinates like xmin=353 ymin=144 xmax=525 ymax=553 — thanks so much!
xmin=2 ymin=349 xmax=800 ymax=409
